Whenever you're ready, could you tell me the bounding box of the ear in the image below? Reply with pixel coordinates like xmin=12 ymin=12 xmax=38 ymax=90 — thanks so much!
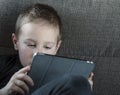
xmin=12 ymin=33 xmax=18 ymax=50
xmin=55 ymin=40 xmax=62 ymax=54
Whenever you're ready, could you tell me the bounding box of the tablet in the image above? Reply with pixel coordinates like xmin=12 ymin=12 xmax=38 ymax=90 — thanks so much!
xmin=28 ymin=53 xmax=95 ymax=93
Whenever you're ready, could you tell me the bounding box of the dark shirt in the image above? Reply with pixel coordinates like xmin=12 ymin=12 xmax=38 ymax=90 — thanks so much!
xmin=0 ymin=54 xmax=23 ymax=89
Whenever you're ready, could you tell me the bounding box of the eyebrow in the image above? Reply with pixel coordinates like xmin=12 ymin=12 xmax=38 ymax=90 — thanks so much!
xmin=25 ymin=39 xmax=37 ymax=43
xmin=25 ymin=39 xmax=56 ymax=45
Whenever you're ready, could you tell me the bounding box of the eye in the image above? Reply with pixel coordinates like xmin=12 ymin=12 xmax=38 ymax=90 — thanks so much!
xmin=27 ymin=44 xmax=36 ymax=48
xmin=44 ymin=46 xmax=52 ymax=49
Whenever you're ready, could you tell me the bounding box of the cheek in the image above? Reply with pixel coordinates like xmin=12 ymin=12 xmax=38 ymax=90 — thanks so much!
xmin=18 ymin=47 xmax=34 ymax=66
xmin=45 ymin=48 xmax=58 ymax=55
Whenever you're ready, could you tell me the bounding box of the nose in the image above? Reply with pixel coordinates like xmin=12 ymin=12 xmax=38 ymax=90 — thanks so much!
xmin=33 ymin=47 xmax=44 ymax=54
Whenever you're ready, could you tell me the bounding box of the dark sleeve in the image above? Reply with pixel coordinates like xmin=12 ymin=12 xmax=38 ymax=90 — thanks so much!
xmin=0 ymin=55 xmax=22 ymax=88
xmin=0 ymin=55 xmax=11 ymax=77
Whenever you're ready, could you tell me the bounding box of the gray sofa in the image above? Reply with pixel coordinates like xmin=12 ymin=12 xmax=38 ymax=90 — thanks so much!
xmin=0 ymin=0 xmax=120 ymax=95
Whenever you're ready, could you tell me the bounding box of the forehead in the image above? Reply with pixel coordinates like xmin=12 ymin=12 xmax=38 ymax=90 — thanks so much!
xmin=19 ymin=22 xmax=59 ymax=42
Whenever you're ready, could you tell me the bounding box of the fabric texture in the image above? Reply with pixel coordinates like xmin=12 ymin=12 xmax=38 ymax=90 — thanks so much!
xmin=0 ymin=0 xmax=120 ymax=95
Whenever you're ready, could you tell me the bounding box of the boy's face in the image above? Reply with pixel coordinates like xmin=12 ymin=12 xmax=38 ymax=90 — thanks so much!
xmin=12 ymin=22 xmax=61 ymax=66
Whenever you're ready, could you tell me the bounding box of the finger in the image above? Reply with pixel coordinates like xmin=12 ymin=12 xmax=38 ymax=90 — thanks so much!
xmin=17 ymin=66 xmax=31 ymax=74
xmin=23 ymin=74 xmax=34 ymax=86
xmin=91 ymin=72 xmax=94 ymax=77
xmin=11 ymin=84 xmax=25 ymax=95
xmin=15 ymin=79 xmax=29 ymax=94
xmin=89 ymin=72 xmax=94 ymax=80
xmin=16 ymin=73 xmax=34 ymax=86
xmin=88 ymin=79 xmax=93 ymax=90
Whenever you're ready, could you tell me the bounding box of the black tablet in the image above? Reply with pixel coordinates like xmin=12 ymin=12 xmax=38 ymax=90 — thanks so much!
xmin=28 ymin=53 xmax=95 ymax=93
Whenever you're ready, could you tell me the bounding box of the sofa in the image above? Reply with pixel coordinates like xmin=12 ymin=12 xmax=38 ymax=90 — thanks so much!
xmin=0 ymin=0 xmax=120 ymax=95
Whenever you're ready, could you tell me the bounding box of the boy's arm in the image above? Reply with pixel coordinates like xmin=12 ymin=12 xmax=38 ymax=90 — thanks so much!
xmin=0 ymin=66 xmax=34 ymax=95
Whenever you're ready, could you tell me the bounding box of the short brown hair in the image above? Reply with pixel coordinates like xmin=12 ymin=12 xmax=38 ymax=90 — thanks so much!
xmin=15 ymin=3 xmax=62 ymax=40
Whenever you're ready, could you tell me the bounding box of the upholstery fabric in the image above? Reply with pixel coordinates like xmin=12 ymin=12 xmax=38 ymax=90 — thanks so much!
xmin=0 ymin=0 xmax=120 ymax=95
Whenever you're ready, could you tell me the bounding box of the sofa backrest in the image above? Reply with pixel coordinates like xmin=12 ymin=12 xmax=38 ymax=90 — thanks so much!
xmin=0 ymin=0 xmax=120 ymax=95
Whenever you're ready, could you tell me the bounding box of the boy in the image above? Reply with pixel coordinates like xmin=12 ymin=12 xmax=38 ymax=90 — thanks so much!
xmin=0 ymin=3 xmax=93 ymax=95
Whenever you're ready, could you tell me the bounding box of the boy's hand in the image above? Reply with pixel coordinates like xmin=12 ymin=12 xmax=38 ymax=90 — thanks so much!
xmin=88 ymin=72 xmax=94 ymax=90
xmin=1 ymin=66 xmax=34 ymax=95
